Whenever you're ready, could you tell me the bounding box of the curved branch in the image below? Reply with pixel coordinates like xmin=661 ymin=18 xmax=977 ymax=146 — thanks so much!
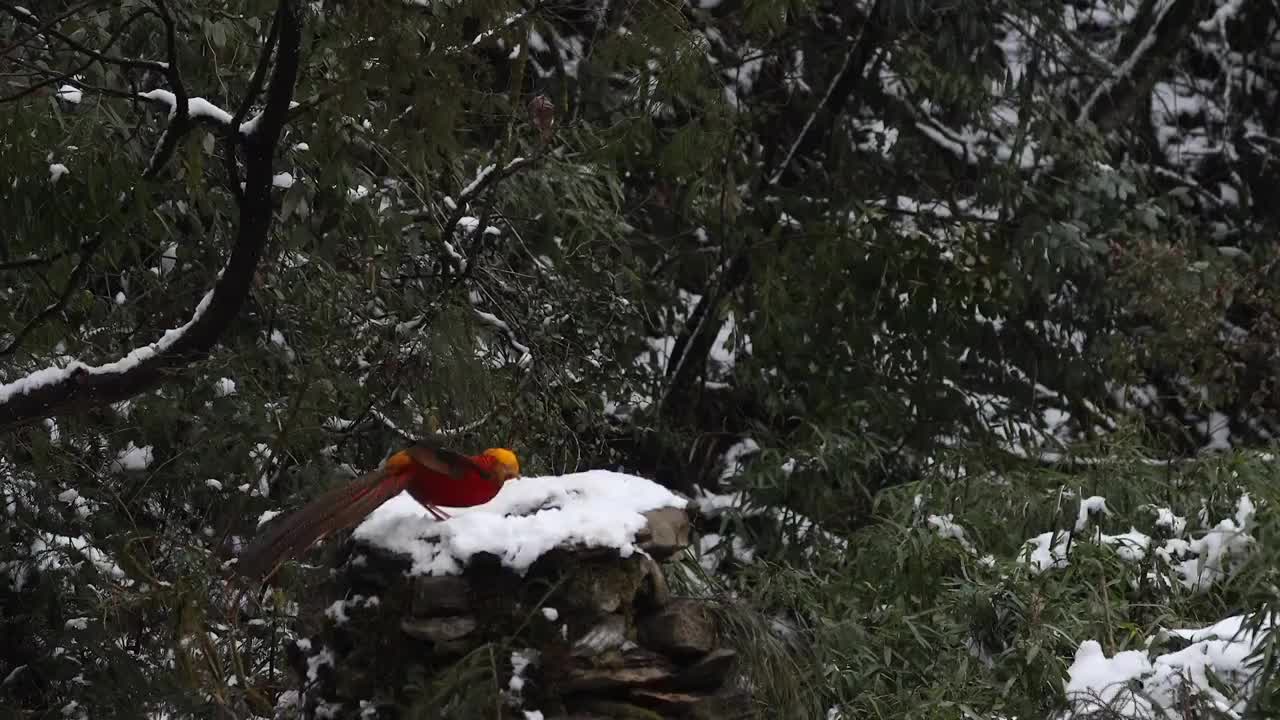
xmin=0 ymin=0 xmax=302 ymax=430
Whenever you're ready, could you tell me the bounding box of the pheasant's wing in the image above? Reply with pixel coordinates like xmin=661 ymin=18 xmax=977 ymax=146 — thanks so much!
xmin=403 ymin=443 xmax=496 ymax=482
xmin=236 ymin=467 xmax=410 ymax=582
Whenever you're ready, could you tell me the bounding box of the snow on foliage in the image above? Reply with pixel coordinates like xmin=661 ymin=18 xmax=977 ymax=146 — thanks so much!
xmin=926 ymin=514 xmax=977 ymax=554
xmin=1017 ymin=493 xmax=1259 ymax=592
xmin=1063 ymin=612 xmax=1276 ymax=720
xmin=110 ymin=441 xmax=154 ymax=473
xmin=352 ymin=471 xmax=685 ymax=576
xmin=0 ymin=283 xmax=217 ymax=405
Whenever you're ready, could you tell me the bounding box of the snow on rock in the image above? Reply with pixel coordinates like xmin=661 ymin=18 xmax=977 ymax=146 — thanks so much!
xmin=352 ymin=471 xmax=685 ymax=576
xmin=1062 ymin=612 xmax=1277 ymax=719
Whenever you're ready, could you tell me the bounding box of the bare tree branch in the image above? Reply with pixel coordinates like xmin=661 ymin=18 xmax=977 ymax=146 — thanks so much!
xmin=0 ymin=0 xmax=303 ymax=429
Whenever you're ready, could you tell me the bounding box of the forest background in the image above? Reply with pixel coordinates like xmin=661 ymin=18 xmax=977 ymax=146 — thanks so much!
xmin=2 ymin=0 xmax=1279 ymax=717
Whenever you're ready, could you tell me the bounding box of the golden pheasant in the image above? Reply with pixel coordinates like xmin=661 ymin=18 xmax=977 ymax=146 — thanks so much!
xmin=236 ymin=444 xmax=520 ymax=580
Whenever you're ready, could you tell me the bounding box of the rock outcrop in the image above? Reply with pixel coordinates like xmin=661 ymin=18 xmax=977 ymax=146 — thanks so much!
xmin=276 ymin=475 xmax=748 ymax=719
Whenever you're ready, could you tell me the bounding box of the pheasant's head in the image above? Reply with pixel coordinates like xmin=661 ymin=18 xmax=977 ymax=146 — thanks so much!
xmin=483 ymin=448 xmax=521 ymax=483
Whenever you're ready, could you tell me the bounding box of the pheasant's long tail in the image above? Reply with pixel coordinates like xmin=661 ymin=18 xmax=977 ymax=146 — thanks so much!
xmin=235 ymin=468 xmax=408 ymax=582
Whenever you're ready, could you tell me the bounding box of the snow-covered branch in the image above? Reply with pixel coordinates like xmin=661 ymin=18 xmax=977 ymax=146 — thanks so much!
xmin=472 ymin=304 xmax=533 ymax=368
xmin=0 ymin=0 xmax=303 ymax=429
xmin=1076 ymin=0 xmax=1202 ymax=131
xmin=416 ymin=155 xmax=538 ymax=274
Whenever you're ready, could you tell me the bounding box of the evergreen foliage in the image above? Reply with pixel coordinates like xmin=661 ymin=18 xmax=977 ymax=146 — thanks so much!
xmin=1 ymin=0 xmax=1278 ymax=717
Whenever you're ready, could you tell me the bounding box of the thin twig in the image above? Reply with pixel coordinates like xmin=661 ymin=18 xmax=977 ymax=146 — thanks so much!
xmin=232 ymin=11 xmax=281 ymax=126
xmin=0 ymin=234 xmax=108 ymax=356
xmin=0 ymin=0 xmax=98 ymax=57
xmin=0 ymin=8 xmax=153 ymax=103
xmin=142 ymin=0 xmax=190 ymax=178
xmin=0 ymin=238 xmax=100 ymax=272
xmin=1 ymin=1 xmax=168 ymax=73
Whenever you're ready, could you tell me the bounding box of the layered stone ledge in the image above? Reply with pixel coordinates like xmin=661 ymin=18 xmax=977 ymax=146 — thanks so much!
xmin=278 ymin=474 xmax=749 ymax=719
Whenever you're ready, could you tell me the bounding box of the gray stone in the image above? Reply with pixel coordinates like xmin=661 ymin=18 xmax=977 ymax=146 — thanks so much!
xmin=670 ymin=648 xmax=737 ymax=691
xmin=628 ymin=689 xmax=707 ymax=714
xmin=631 ymin=687 xmax=754 ymax=719
xmin=565 ymin=647 xmax=674 ymax=692
xmin=564 ymin=665 xmax=673 ymax=693
xmin=637 ymin=507 xmax=692 ymax=560
xmin=639 ymin=599 xmax=717 ymax=658
xmin=636 ymin=554 xmax=671 ymax=610
xmin=410 ymin=575 xmax=470 ymax=616
xmin=572 ymin=614 xmax=630 ymax=657
xmin=563 ymin=557 xmax=647 ymax=615
xmin=400 ymin=615 xmax=477 ymax=643
xmin=566 ymin=700 xmax=667 ymax=720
